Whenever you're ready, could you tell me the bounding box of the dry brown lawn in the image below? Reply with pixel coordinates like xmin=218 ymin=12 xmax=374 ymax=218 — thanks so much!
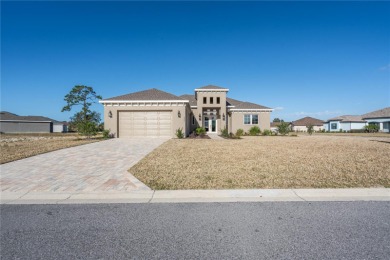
xmin=0 ymin=133 xmax=102 ymax=164
xmin=130 ymin=135 xmax=390 ymax=190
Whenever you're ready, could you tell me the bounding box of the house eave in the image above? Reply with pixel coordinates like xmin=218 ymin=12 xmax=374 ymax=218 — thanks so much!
xmin=0 ymin=120 xmax=52 ymax=123
xmin=99 ymin=100 xmax=189 ymax=103
xmin=362 ymin=117 xmax=390 ymax=120
xmin=194 ymin=89 xmax=229 ymax=92
xmin=229 ymin=109 xmax=273 ymax=112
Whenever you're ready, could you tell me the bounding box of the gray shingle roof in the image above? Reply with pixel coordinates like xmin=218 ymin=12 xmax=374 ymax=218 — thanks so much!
xmin=326 ymin=115 xmax=365 ymax=123
xmin=179 ymin=94 xmax=197 ymax=106
xmin=362 ymin=107 xmax=390 ymax=119
xmin=103 ymin=88 xmax=185 ymax=101
xmin=292 ymin=117 xmax=324 ymax=126
xmin=196 ymin=85 xmax=228 ymax=90
xmin=227 ymin=98 xmax=271 ymax=110
xmin=0 ymin=111 xmax=60 ymax=123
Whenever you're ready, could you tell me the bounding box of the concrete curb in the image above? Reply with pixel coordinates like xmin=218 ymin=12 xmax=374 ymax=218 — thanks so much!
xmin=1 ymin=188 xmax=389 ymax=204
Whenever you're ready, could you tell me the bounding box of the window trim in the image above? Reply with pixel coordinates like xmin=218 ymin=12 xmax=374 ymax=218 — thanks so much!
xmin=252 ymin=114 xmax=259 ymax=124
xmin=244 ymin=114 xmax=259 ymax=125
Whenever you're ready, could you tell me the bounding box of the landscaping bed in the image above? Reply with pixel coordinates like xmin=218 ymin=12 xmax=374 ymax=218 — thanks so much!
xmin=130 ymin=135 xmax=390 ymax=190
xmin=0 ymin=133 xmax=102 ymax=164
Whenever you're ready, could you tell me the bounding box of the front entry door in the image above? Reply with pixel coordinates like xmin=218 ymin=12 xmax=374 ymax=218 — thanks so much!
xmin=204 ymin=116 xmax=217 ymax=133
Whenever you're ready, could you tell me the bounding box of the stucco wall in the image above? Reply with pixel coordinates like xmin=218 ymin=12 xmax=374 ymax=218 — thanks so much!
xmin=53 ymin=124 xmax=67 ymax=133
xmin=230 ymin=112 xmax=270 ymax=134
xmin=328 ymin=121 xmax=340 ymax=132
xmin=103 ymin=104 xmax=187 ymax=138
xmin=0 ymin=121 xmax=52 ymax=133
xmin=195 ymin=91 xmax=227 ymax=134
xmin=350 ymin=122 xmax=366 ymax=130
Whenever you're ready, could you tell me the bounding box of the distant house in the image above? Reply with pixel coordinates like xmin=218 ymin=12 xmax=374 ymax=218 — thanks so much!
xmin=362 ymin=107 xmax=390 ymax=133
xmin=291 ymin=117 xmax=324 ymax=132
xmin=0 ymin=111 xmax=68 ymax=133
xmin=323 ymin=115 xmax=366 ymax=132
xmin=270 ymin=121 xmax=291 ymax=132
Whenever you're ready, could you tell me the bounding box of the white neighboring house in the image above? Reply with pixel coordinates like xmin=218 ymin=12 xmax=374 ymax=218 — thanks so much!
xmin=53 ymin=121 xmax=68 ymax=133
xmin=324 ymin=115 xmax=366 ymax=132
xmin=362 ymin=107 xmax=390 ymax=133
xmin=291 ymin=117 xmax=324 ymax=132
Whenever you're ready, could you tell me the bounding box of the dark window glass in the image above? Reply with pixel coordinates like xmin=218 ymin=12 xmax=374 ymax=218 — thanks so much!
xmin=217 ymin=97 xmax=220 ymax=104
xmin=210 ymin=97 xmax=214 ymax=104
xmin=203 ymin=97 xmax=207 ymax=104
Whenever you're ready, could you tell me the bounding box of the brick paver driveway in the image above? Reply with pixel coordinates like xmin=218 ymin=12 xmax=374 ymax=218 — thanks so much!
xmin=0 ymin=138 xmax=169 ymax=193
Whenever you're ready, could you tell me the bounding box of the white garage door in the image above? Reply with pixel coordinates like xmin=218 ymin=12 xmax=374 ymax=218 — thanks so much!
xmin=118 ymin=111 xmax=172 ymax=138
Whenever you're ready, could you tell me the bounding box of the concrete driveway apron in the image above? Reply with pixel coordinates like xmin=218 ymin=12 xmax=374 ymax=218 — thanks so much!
xmin=0 ymin=138 xmax=169 ymax=193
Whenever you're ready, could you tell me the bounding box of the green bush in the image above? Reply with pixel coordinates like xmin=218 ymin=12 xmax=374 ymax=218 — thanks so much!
xmin=220 ymin=127 xmax=229 ymax=138
xmin=77 ymin=121 xmax=98 ymax=139
xmin=365 ymin=124 xmax=379 ymax=133
xmin=277 ymin=122 xmax=290 ymax=135
xmin=176 ymin=128 xmax=184 ymax=139
xmin=102 ymin=129 xmax=110 ymax=139
xmin=196 ymin=127 xmax=206 ymax=136
xmin=235 ymin=129 xmax=244 ymax=137
xmin=262 ymin=129 xmax=272 ymax=136
xmin=249 ymin=126 xmax=261 ymax=136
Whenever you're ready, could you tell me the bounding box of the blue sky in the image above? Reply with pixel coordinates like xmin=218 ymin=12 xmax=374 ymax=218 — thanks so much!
xmin=1 ymin=1 xmax=389 ymax=122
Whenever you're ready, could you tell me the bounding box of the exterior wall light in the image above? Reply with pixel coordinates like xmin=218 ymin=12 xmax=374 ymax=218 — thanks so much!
xmin=198 ymin=113 xmax=201 ymax=120
xmin=222 ymin=113 xmax=225 ymax=121
xmin=178 ymin=110 xmax=181 ymax=118
xmin=108 ymin=111 xmax=112 ymax=118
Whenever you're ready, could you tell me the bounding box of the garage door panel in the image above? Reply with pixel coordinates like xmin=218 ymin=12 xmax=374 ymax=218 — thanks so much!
xmin=119 ymin=111 xmax=172 ymax=137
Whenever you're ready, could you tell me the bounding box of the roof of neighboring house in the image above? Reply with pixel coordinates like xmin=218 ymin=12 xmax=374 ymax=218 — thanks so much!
xmin=362 ymin=107 xmax=390 ymax=119
xmin=102 ymin=88 xmax=186 ymax=101
xmin=179 ymin=94 xmax=197 ymax=106
xmin=196 ymin=85 xmax=228 ymax=90
xmin=292 ymin=117 xmax=324 ymax=126
xmin=326 ymin=115 xmax=365 ymax=123
xmin=226 ymin=97 xmax=271 ymax=110
xmin=0 ymin=111 xmax=61 ymax=123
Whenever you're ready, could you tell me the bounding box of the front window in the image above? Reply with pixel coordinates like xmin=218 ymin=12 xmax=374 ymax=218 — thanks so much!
xmin=244 ymin=115 xmax=251 ymax=124
xmin=210 ymin=97 xmax=214 ymax=104
xmin=192 ymin=115 xmax=195 ymax=125
xmin=217 ymin=97 xmax=220 ymax=104
xmin=244 ymin=114 xmax=259 ymax=125
xmin=203 ymin=97 xmax=207 ymax=104
xmin=252 ymin=115 xmax=258 ymax=124
xmin=331 ymin=123 xmax=337 ymax=130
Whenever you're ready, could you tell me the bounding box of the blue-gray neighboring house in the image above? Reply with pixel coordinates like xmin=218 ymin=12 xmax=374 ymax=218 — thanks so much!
xmin=0 ymin=111 xmax=68 ymax=133
xmin=362 ymin=107 xmax=390 ymax=133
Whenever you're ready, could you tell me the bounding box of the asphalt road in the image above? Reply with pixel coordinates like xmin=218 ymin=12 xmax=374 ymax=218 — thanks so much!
xmin=1 ymin=202 xmax=389 ymax=259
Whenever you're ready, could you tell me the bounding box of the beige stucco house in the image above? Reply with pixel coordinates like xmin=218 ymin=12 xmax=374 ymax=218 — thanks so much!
xmin=100 ymin=85 xmax=272 ymax=138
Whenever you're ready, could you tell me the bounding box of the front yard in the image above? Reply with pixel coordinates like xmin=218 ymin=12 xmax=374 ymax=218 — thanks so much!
xmin=0 ymin=133 xmax=102 ymax=164
xmin=130 ymin=135 xmax=390 ymax=189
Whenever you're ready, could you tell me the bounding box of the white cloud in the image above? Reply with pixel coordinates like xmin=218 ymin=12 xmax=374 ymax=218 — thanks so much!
xmin=290 ymin=110 xmax=342 ymax=117
xmin=273 ymin=106 xmax=284 ymax=111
